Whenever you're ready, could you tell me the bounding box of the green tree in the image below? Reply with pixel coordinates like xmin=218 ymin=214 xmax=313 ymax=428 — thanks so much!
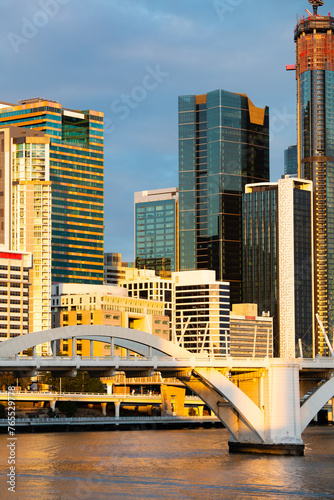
xmin=58 ymin=401 xmax=77 ymax=417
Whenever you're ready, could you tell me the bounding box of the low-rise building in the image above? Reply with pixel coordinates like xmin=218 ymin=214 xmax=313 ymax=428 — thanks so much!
xmin=173 ymin=271 xmax=230 ymax=356
xmin=51 ymin=283 xmax=169 ymax=356
xmin=229 ymin=303 xmax=273 ymax=358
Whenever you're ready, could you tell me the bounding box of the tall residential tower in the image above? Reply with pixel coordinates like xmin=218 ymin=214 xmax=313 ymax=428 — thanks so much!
xmin=294 ymin=2 xmax=334 ymax=353
xmin=178 ymin=90 xmax=269 ymax=304
xmin=0 ymin=98 xmax=104 ymax=285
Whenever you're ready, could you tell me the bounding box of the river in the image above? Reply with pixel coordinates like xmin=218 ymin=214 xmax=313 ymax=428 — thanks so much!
xmin=0 ymin=426 xmax=333 ymax=499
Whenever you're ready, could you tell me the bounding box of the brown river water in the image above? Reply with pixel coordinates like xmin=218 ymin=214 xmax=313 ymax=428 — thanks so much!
xmin=0 ymin=426 xmax=333 ymax=499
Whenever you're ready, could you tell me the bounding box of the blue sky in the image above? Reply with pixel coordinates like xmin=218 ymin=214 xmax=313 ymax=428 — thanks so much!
xmin=0 ymin=0 xmax=316 ymax=260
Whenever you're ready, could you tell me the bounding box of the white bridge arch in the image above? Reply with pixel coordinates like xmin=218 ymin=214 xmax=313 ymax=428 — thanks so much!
xmin=0 ymin=324 xmax=194 ymax=359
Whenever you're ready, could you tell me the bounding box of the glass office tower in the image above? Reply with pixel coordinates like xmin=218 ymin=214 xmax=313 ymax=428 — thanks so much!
xmin=243 ymin=178 xmax=314 ymax=357
xmin=0 ymin=98 xmax=104 ymax=284
xmin=178 ymin=90 xmax=269 ymax=304
xmin=135 ymin=188 xmax=178 ymax=275
xmin=295 ymin=4 xmax=334 ymax=353
xmin=284 ymin=145 xmax=298 ymax=177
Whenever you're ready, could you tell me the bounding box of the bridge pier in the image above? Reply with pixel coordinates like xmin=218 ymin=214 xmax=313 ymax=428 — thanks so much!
xmin=101 ymin=403 xmax=107 ymax=416
xmin=114 ymin=401 xmax=120 ymax=418
xmin=189 ymin=363 xmax=306 ymax=455
xmin=229 ymin=363 xmax=304 ymax=455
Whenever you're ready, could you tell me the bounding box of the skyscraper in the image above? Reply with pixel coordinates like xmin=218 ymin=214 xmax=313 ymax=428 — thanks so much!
xmin=243 ymin=177 xmax=314 ymax=357
xmin=0 ymin=98 xmax=104 ymax=285
xmin=135 ymin=188 xmax=178 ymax=275
xmin=294 ymin=2 xmax=334 ymax=353
xmin=178 ymin=90 xmax=269 ymax=304
xmin=284 ymin=145 xmax=298 ymax=177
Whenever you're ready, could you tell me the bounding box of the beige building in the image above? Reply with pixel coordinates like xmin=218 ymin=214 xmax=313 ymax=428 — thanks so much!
xmin=230 ymin=304 xmax=273 ymax=358
xmin=0 ymin=249 xmax=32 ymax=340
xmin=0 ymin=126 xmax=51 ymax=348
xmin=51 ymin=283 xmax=169 ymax=356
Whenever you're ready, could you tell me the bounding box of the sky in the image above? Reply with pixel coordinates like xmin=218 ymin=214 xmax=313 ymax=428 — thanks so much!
xmin=0 ymin=0 xmax=316 ymax=261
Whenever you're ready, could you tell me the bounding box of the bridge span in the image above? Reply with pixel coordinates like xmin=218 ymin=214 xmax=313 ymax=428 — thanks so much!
xmin=0 ymin=325 xmax=333 ymax=455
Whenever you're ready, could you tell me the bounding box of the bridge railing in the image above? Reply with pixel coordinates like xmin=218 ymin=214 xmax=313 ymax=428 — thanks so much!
xmin=0 ymin=415 xmax=217 ymax=424
xmin=0 ymin=390 xmax=202 ymax=400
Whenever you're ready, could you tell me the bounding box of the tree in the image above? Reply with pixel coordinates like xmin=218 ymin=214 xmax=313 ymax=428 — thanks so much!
xmin=58 ymin=401 xmax=77 ymax=417
xmin=41 ymin=371 xmax=105 ymax=393
xmin=0 ymin=372 xmax=15 ymax=390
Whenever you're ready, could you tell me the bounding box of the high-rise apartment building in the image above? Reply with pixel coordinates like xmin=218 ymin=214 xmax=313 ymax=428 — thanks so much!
xmin=0 ymin=98 xmax=104 ymax=285
xmin=243 ymin=177 xmax=314 ymax=357
xmin=284 ymin=145 xmax=298 ymax=177
xmin=178 ymin=90 xmax=269 ymax=304
xmin=0 ymin=126 xmax=52 ymax=335
xmin=134 ymin=188 xmax=178 ymax=275
xmin=294 ymin=3 xmax=334 ymax=353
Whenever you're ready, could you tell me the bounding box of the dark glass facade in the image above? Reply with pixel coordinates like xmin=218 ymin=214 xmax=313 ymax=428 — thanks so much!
xmin=284 ymin=145 xmax=298 ymax=177
xmin=0 ymin=99 xmax=104 ymax=284
xmin=293 ymin=188 xmax=313 ymax=355
xmin=295 ymin=12 xmax=334 ymax=353
xmin=243 ymin=180 xmax=313 ymax=356
xmin=243 ymin=186 xmax=278 ymax=352
xmin=178 ymin=90 xmax=269 ymax=304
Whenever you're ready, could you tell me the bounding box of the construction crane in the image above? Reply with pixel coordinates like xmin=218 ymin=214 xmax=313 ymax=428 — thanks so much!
xmin=308 ymin=0 xmax=324 ymax=16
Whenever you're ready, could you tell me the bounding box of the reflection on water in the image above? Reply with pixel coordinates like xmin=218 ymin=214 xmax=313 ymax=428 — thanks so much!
xmin=0 ymin=426 xmax=333 ymax=499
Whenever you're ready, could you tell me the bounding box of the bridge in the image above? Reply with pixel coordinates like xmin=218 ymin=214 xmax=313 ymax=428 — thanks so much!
xmin=0 ymin=325 xmax=333 ymax=455
xmin=0 ymin=390 xmax=206 ymax=418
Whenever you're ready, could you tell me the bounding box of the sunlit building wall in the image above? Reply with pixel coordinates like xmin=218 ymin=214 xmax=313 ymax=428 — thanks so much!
xmin=51 ymin=283 xmax=169 ymax=356
xmin=173 ymin=270 xmax=230 ymax=356
xmin=0 ymin=126 xmax=51 ymax=342
xmin=229 ymin=304 xmax=273 ymax=358
xmin=0 ymin=250 xmax=32 ymax=340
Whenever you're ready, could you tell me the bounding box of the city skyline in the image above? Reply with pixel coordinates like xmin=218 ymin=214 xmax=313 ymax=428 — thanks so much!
xmin=0 ymin=0 xmax=311 ymax=260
